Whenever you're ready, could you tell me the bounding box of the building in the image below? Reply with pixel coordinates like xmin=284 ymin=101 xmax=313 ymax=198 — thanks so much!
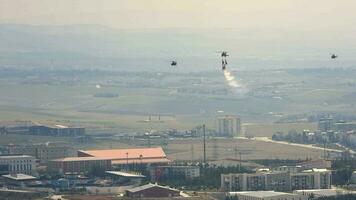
xmin=291 ymin=169 xmax=331 ymax=190
xmin=299 ymin=159 xmax=331 ymax=170
xmin=216 ymin=115 xmax=241 ymax=137
xmin=78 ymin=147 xmax=170 ymax=167
xmin=150 ymin=165 xmax=200 ymax=181
xmin=29 ymin=125 xmax=85 ymax=137
xmin=125 ymin=183 xmax=180 ymax=198
xmin=0 ymin=188 xmax=46 ymax=200
xmin=106 ymin=171 xmax=145 ymax=185
xmin=7 ymin=143 xmax=69 ymax=164
xmin=221 ymin=168 xmax=331 ymax=192
xmin=49 ymin=157 xmax=111 ymax=174
xmin=2 ymin=173 xmax=37 ymax=186
xmin=228 ymin=191 xmax=306 ymax=200
xmin=294 ymin=189 xmax=356 ymax=199
xmin=274 ymin=165 xmax=302 ymax=173
xmin=0 ymin=155 xmax=36 ymax=175
xmin=221 ymin=172 xmax=291 ymax=192
xmin=335 ymin=121 xmax=356 ymax=132
xmin=318 ymin=117 xmax=334 ymax=132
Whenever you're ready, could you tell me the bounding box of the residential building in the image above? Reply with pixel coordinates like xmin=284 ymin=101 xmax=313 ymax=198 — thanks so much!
xmin=78 ymin=147 xmax=170 ymax=167
xmin=125 ymin=183 xmax=180 ymax=198
xmin=150 ymin=165 xmax=200 ymax=181
xmin=49 ymin=157 xmax=111 ymax=174
xmin=0 ymin=155 xmax=36 ymax=175
xmin=291 ymin=169 xmax=331 ymax=190
xmin=318 ymin=117 xmax=334 ymax=132
xmin=228 ymin=191 xmax=306 ymax=200
xmin=216 ymin=115 xmax=241 ymax=137
xmin=221 ymin=168 xmax=331 ymax=192
xmin=221 ymin=172 xmax=290 ymax=192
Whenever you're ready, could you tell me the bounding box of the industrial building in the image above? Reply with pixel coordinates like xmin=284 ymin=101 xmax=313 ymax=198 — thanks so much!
xmin=221 ymin=168 xmax=331 ymax=192
xmin=49 ymin=157 xmax=111 ymax=174
xmin=216 ymin=115 xmax=241 ymax=137
xmin=0 ymin=155 xmax=36 ymax=175
xmin=7 ymin=143 xmax=69 ymax=164
xmin=29 ymin=125 xmax=85 ymax=137
xmin=78 ymin=147 xmax=170 ymax=167
xmin=125 ymin=183 xmax=180 ymax=198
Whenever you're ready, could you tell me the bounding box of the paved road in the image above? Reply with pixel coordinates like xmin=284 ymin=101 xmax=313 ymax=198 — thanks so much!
xmin=250 ymin=137 xmax=343 ymax=153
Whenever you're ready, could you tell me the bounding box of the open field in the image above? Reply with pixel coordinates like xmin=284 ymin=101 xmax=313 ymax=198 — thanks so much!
xmin=164 ymin=138 xmax=327 ymax=161
xmin=0 ymin=68 xmax=355 ymax=134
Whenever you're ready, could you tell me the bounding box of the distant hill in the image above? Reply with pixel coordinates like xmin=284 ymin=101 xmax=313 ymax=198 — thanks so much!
xmin=0 ymin=24 xmax=355 ymax=71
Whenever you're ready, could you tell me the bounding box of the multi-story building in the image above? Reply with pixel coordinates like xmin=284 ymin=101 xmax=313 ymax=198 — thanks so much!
xmin=216 ymin=115 xmax=241 ymax=137
xmin=7 ymin=143 xmax=69 ymax=164
xmin=150 ymin=165 xmax=200 ymax=181
xmin=221 ymin=172 xmax=290 ymax=192
xmin=0 ymin=155 xmax=36 ymax=175
xmin=318 ymin=117 xmax=334 ymax=132
xmin=49 ymin=157 xmax=111 ymax=174
xmin=221 ymin=169 xmax=331 ymax=192
xmin=291 ymin=169 xmax=331 ymax=190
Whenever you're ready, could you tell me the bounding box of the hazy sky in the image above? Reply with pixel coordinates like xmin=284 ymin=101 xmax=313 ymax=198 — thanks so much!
xmin=1 ymin=0 xmax=356 ymax=30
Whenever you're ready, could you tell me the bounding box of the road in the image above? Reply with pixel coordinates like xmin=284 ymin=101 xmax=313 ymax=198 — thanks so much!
xmin=251 ymin=137 xmax=344 ymax=153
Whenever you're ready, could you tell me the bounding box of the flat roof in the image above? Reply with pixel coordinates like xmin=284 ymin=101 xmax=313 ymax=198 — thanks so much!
xmin=52 ymin=157 xmax=111 ymax=162
xmin=78 ymin=147 xmax=167 ymax=160
xmin=106 ymin=171 xmax=145 ymax=178
xmin=2 ymin=174 xmax=37 ymax=181
xmin=294 ymin=189 xmax=356 ymax=197
xmin=0 ymin=155 xmax=34 ymax=159
xmin=229 ymin=191 xmax=297 ymax=198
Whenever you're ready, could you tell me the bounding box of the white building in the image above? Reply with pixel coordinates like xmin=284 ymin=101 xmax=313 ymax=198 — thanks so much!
xmin=216 ymin=115 xmax=241 ymax=137
xmin=221 ymin=168 xmax=331 ymax=192
xmin=228 ymin=191 xmax=306 ymax=200
xmin=0 ymin=155 xmax=36 ymax=175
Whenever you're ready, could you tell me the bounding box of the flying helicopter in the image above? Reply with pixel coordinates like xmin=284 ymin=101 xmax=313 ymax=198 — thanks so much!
xmin=218 ymin=51 xmax=229 ymax=70
xmin=222 ymin=60 xmax=227 ymax=71
xmin=171 ymin=61 xmax=177 ymax=66
xmin=331 ymin=54 xmax=338 ymax=59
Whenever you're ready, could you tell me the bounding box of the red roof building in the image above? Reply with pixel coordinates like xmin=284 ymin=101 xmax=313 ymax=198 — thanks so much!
xmin=77 ymin=147 xmax=170 ymax=166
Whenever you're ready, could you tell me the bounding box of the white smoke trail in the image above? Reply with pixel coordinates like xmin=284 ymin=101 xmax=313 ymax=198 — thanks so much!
xmin=223 ymin=68 xmax=247 ymax=95
xmin=223 ymin=69 xmax=241 ymax=88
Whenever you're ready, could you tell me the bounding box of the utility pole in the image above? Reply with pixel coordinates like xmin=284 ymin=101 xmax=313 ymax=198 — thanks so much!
xmin=203 ymin=124 xmax=206 ymax=165
xmin=239 ymin=152 xmax=242 ymax=171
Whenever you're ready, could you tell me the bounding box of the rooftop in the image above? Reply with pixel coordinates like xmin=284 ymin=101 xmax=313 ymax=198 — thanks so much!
xmin=2 ymin=173 xmax=37 ymax=181
xmin=229 ymin=191 xmax=297 ymax=198
xmin=106 ymin=171 xmax=146 ymax=178
xmin=78 ymin=147 xmax=167 ymax=160
xmin=0 ymin=155 xmax=34 ymax=159
xmin=294 ymin=189 xmax=356 ymax=197
xmin=52 ymin=157 xmax=111 ymax=162
xmin=126 ymin=183 xmax=180 ymax=193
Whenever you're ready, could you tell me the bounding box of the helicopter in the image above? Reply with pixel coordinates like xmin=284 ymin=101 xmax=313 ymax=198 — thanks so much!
xmin=171 ymin=61 xmax=177 ymax=66
xmin=220 ymin=51 xmax=229 ymax=57
xmin=222 ymin=59 xmax=227 ymax=70
xmin=219 ymin=51 xmax=228 ymax=70
xmin=331 ymin=54 xmax=338 ymax=59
